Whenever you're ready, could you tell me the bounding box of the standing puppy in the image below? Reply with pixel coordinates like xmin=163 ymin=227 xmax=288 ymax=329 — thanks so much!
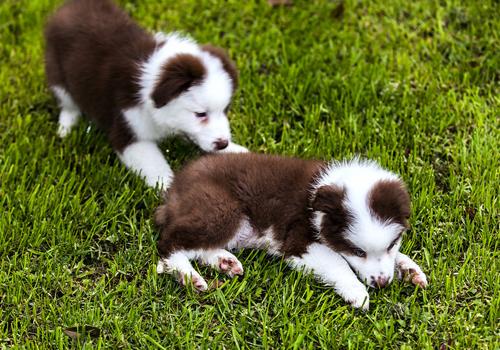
xmin=155 ymin=153 xmax=428 ymax=310
xmin=45 ymin=0 xmax=246 ymax=189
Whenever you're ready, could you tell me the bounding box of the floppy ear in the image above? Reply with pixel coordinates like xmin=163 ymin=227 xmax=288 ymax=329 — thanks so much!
xmin=201 ymin=44 xmax=238 ymax=90
xmin=369 ymin=180 xmax=411 ymax=227
xmin=312 ymin=185 xmax=353 ymax=245
xmin=312 ymin=185 xmax=345 ymax=213
xmin=151 ymin=54 xmax=206 ymax=108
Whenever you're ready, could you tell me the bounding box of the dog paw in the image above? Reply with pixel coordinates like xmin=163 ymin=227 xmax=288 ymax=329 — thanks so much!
xmin=411 ymin=271 xmax=428 ymax=288
xmin=156 ymin=176 xmax=173 ymax=191
xmin=404 ymin=268 xmax=428 ymax=288
xmin=218 ymin=256 xmax=244 ymax=277
xmin=177 ymin=271 xmax=208 ymax=292
xmin=219 ymin=143 xmax=249 ymax=153
xmin=145 ymin=175 xmax=172 ymax=191
xmin=156 ymin=259 xmax=166 ymax=274
xmin=341 ymin=284 xmax=370 ymax=311
xmin=57 ymin=124 xmax=72 ymax=138
xmin=397 ymin=262 xmax=428 ymax=288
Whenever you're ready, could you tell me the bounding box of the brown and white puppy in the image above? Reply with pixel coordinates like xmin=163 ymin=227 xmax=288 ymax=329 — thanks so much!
xmin=155 ymin=153 xmax=428 ymax=310
xmin=45 ymin=0 xmax=247 ymax=189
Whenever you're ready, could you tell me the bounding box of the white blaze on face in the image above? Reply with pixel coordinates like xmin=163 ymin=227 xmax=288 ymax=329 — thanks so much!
xmin=340 ymin=220 xmax=403 ymax=287
xmin=151 ymin=56 xmax=233 ymax=152
xmin=312 ymin=158 xmax=407 ymax=288
xmin=138 ymin=32 xmax=235 ymax=152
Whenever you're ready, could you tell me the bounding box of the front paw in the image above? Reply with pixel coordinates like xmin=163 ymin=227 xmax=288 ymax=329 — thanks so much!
xmin=218 ymin=256 xmax=244 ymax=277
xmin=177 ymin=271 xmax=208 ymax=292
xmin=219 ymin=143 xmax=249 ymax=153
xmin=397 ymin=261 xmax=428 ymax=288
xmin=404 ymin=268 xmax=428 ymax=288
xmin=340 ymin=283 xmax=370 ymax=311
xmin=145 ymin=175 xmax=172 ymax=191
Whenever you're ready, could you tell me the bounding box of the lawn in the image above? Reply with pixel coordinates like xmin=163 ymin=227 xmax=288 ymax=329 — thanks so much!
xmin=0 ymin=0 xmax=498 ymax=348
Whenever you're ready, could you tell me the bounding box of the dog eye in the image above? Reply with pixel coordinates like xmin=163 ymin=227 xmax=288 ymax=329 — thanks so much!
xmin=195 ymin=112 xmax=207 ymax=118
xmin=353 ymin=248 xmax=366 ymax=258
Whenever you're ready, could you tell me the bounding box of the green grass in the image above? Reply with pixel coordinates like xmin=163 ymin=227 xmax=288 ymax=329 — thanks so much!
xmin=1 ymin=0 xmax=498 ymax=348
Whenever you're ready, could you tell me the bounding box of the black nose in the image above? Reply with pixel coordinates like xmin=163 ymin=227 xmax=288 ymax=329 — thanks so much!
xmin=213 ymin=139 xmax=228 ymax=150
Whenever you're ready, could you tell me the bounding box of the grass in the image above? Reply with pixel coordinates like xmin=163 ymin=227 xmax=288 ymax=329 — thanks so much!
xmin=0 ymin=0 xmax=498 ymax=348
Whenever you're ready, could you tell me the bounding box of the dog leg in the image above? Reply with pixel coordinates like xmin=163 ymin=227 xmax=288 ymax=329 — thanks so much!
xmin=395 ymin=253 xmax=428 ymax=288
xmin=118 ymin=141 xmax=173 ymax=189
xmin=199 ymin=249 xmax=244 ymax=277
xmin=52 ymin=86 xmax=81 ymax=138
xmin=156 ymin=251 xmax=208 ymax=291
xmin=219 ymin=142 xmax=249 ymax=153
xmin=289 ymin=243 xmax=370 ymax=310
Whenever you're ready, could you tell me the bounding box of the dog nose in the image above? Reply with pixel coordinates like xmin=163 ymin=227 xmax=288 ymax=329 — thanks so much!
xmin=375 ymin=276 xmax=389 ymax=288
xmin=213 ymin=139 xmax=229 ymax=150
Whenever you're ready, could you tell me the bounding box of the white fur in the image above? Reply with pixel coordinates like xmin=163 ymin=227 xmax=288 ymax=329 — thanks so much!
xmin=138 ymin=32 xmax=237 ymax=152
xmin=220 ymin=142 xmax=250 ymax=153
xmin=199 ymin=249 xmax=244 ymax=277
xmin=52 ymin=86 xmax=80 ymax=138
xmin=312 ymin=159 xmax=407 ymax=287
xmin=156 ymin=248 xmax=243 ymax=290
xmin=396 ymin=252 xmax=428 ymax=287
xmin=156 ymin=251 xmax=208 ymax=291
xmin=156 ymin=158 xmax=426 ymax=309
xmin=53 ymin=33 xmax=246 ymax=189
xmin=118 ymin=141 xmax=173 ymax=189
xmin=288 ymin=243 xmax=370 ymax=310
xmin=225 ymin=218 xmax=282 ymax=256
xmin=311 ymin=211 xmax=325 ymax=236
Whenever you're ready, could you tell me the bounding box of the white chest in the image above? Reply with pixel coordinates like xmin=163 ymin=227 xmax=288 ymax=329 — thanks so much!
xmin=122 ymin=106 xmax=166 ymax=141
xmin=225 ymin=218 xmax=282 ymax=256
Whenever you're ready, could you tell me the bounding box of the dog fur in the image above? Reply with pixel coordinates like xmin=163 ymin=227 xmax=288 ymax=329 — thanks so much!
xmin=155 ymin=153 xmax=428 ymax=310
xmin=44 ymin=0 xmax=247 ymax=189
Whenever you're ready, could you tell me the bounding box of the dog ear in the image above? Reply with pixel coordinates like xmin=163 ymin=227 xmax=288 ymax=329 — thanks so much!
xmin=201 ymin=44 xmax=238 ymax=90
xmin=312 ymin=185 xmax=354 ymax=249
xmin=312 ymin=185 xmax=345 ymax=213
xmin=151 ymin=54 xmax=206 ymax=108
xmin=369 ymin=180 xmax=411 ymax=227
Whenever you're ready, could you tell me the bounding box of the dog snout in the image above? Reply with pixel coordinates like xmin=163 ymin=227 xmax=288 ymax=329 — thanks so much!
xmin=213 ymin=138 xmax=229 ymax=150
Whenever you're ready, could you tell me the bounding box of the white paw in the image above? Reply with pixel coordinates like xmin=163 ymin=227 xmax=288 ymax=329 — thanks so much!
xmin=145 ymin=175 xmax=172 ymax=190
xmin=219 ymin=143 xmax=249 ymax=153
xmin=341 ymin=283 xmax=370 ymax=311
xmin=156 ymin=259 xmax=166 ymax=274
xmin=217 ymin=256 xmax=244 ymax=277
xmin=411 ymin=271 xmax=428 ymax=288
xmin=200 ymin=250 xmax=244 ymax=277
xmin=156 ymin=258 xmax=208 ymax=291
xmin=156 ymin=176 xmax=173 ymax=191
xmin=57 ymin=124 xmax=72 ymax=138
xmin=397 ymin=262 xmax=428 ymax=288
xmin=177 ymin=271 xmax=208 ymax=292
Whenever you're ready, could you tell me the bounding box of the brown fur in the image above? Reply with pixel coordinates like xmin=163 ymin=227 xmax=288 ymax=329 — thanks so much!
xmin=368 ymin=180 xmax=411 ymax=228
xmin=44 ymin=0 xmax=238 ymax=152
xmin=312 ymin=185 xmax=356 ymax=255
xmin=44 ymin=0 xmax=156 ymax=151
xmin=156 ymin=153 xmax=326 ymax=258
xmin=152 ymin=54 xmax=206 ymax=108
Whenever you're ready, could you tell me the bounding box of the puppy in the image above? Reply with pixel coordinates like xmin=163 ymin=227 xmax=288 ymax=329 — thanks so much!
xmin=44 ymin=0 xmax=247 ymax=189
xmin=155 ymin=153 xmax=428 ymax=310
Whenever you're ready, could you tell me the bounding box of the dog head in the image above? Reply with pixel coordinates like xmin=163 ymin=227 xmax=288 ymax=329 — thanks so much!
xmin=145 ymin=35 xmax=238 ymax=152
xmin=311 ymin=159 xmax=410 ymax=288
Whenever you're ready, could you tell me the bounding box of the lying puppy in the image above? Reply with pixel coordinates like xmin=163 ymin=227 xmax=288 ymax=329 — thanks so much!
xmin=155 ymin=153 xmax=428 ymax=310
xmin=45 ymin=0 xmax=246 ymax=189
